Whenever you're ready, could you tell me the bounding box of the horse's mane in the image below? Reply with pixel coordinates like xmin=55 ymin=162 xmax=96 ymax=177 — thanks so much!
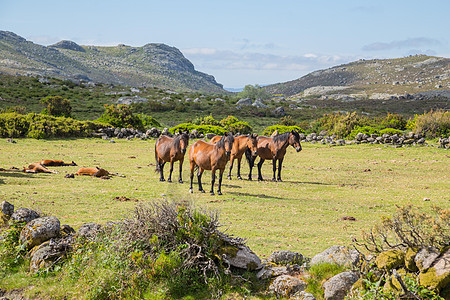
xmin=273 ymin=131 xmax=290 ymax=143
xmin=216 ymin=134 xmax=234 ymax=148
xmin=173 ymin=132 xmax=189 ymax=150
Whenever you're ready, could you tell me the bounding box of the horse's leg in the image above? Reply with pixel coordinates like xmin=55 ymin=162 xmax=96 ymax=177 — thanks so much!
xmin=178 ymin=158 xmax=184 ymax=183
xmin=189 ymin=162 xmax=194 ymax=193
xmin=277 ymin=157 xmax=284 ymax=181
xmin=217 ymin=168 xmax=224 ymax=195
xmin=159 ymin=161 xmax=166 ymax=181
xmin=236 ymin=156 xmax=243 ymax=180
xmin=210 ymin=168 xmax=216 ymax=195
xmin=257 ymin=158 xmax=265 ymax=181
xmin=248 ymin=159 xmax=253 ymax=181
xmin=227 ymin=156 xmax=234 ymax=180
xmin=197 ymin=169 xmax=205 ymax=193
xmin=272 ymin=159 xmax=277 ymax=181
xmin=168 ymin=160 xmax=174 ymax=182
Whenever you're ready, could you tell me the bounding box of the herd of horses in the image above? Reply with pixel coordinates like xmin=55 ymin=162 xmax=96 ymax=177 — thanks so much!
xmin=155 ymin=131 xmax=302 ymax=195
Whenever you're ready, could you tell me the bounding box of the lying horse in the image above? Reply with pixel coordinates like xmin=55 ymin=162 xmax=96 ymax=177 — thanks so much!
xmin=23 ymin=163 xmax=57 ymax=174
xmin=189 ymin=133 xmax=234 ymax=195
xmin=210 ymin=133 xmax=258 ymax=180
xmin=246 ymin=131 xmax=302 ymax=181
xmin=75 ymin=167 xmax=110 ymax=177
xmin=39 ymin=159 xmax=77 ymax=166
xmin=155 ymin=132 xmax=189 ymax=183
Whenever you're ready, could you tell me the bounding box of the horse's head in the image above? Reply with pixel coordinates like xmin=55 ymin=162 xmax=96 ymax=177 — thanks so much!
xmin=289 ymin=131 xmax=302 ymax=152
xmin=224 ymin=133 xmax=235 ymax=157
xmin=71 ymin=161 xmax=77 ymax=166
xmin=179 ymin=132 xmax=190 ymax=154
xmin=247 ymin=133 xmax=258 ymax=156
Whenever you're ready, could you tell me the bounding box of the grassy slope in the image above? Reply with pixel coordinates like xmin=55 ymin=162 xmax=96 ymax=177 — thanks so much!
xmin=1 ymin=138 xmax=448 ymax=260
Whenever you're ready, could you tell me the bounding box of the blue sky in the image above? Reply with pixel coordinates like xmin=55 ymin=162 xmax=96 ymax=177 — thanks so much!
xmin=1 ymin=0 xmax=449 ymax=88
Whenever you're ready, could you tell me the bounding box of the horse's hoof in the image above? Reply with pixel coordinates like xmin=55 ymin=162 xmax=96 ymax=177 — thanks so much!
xmin=189 ymin=188 xmax=193 ymax=193
xmin=218 ymin=191 xmax=222 ymax=195
xmin=167 ymin=179 xmax=172 ymax=183
xmin=200 ymin=189 xmax=205 ymax=193
xmin=258 ymin=178 xmax=264 ymax=182
xmin=160 ymin=178 xmax=165 ymax=182
xmin=248 ymin=177 xmax=252 ymax=181
xmin=179 ymin=180 xmax=183 ymax=184
xmin=227 ymin=176 xmax=232 ymax=180
xmin=277 ymin=178 xmax=283 ymax=182
xmin=272 ymin=178 xmax=277 ymax=182
xmin=210 ymin=192 xmax=215 ymax=196
xmin=237 ymin=176 xmax=242 ymax=180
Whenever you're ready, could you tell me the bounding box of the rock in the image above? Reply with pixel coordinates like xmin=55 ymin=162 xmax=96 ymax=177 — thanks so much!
xmin=10 ymin=207 xmax=40 ymax=224
xmin=0 ymin=201 xmax=14 ymax=224
xmin=404 ymin=247 xmax=419 ymax=272
xmin=76 ymin=222 xmax=102 ymax=240
xmin=205 ymin=133 xmax=216 ymax=140
xmin=161 ymin=128 xmax=170 ymax=136
xmin=117 ymin=96 xmax=148 ymax=105
xmin=323 ymin=271 xmax=359 ymax=300
xmin=20 ymin=216 xmax=60 ymax=249
xmin=257 ymin=265 xmax=289 ymax=280
xmin=418 ymin=247 xmax=450 ymax=291
xmin=291 ymin=290 xmax=316 ymax=300
xmin=222 ymin=245 xmax=262 ymax=270
xmin=190 ymin=129 xmax=199 ymax=138
xmin=268 ymin=250 xmax=303 ymax=265
xmin=415 ymin=246 xmax=440 ymax=271
xmin=252 ymin=98 xmax=268 ymax=108
xmin=310 ymin=245 xmax=361 ymax=267
xmin=29 ymin=237 xmax=74 ymax=273
xmin=269 ymin=275 xmax=307 ymax=298
xmin=273 ymin=106 xmax=286 ymax=116
xmin=236 ymin=98 xmax=253 ymax=106
xmin=60 ymin=224 xmax=76 ymax=236
xmin=375 ymin=249 xmax=405 ymax=270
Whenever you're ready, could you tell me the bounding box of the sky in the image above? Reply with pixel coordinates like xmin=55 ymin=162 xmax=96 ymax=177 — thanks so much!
xmin=1 ymin=0 xmax=449 ymax=89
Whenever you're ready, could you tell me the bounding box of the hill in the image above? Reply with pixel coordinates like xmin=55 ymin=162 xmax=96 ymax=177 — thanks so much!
xmin=0 ymin=31 xmax=225 ymax=93
xmin=264 ymin=55 xmax=450 ymax=100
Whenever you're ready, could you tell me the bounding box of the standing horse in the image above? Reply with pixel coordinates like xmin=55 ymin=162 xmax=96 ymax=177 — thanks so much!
xmin=210 ymin=133 xmax=258 ymax=180
xmin=155 ymin=132 xmax=189 ymax=183
xmin=189 ymin=133 xmax=234 ymax=195
xmin=246 ymin=131 xmax=302 ymax=181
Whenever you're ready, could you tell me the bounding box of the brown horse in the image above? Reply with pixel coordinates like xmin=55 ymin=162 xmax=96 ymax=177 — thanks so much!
xmin=75 ymin=167 xmax=109 ymax=177
xmin=39 ymin=159 xmax=77 ymax=166
xmin=246 ymin=131 xmax=302 ymax=181
xmin=210 ymin=133 xmax=258 ymax=180
xmin=23 ymin=163 xmax=57 ymax=173
xmin=155 ymin=132 xmax=189 ymax=183
xmin=189 ymin=133 xmax=234 ymax=195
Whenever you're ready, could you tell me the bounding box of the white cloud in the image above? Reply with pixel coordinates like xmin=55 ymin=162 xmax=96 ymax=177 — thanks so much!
xmin=362 ymin=37 xmax=442 ymax=51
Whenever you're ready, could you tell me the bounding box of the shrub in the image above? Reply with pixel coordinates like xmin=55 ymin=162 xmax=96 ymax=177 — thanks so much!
xmin=318 ymin=112 xmax=366 ymax=138
xmin=169 ymin=123 xmax=227 ymax=135
xmin=379 ymin=128 xmax=404 ymax=136
xmin=278 ymin=115 xmax=297 ymax=126
xmin=226 ymin=121 xmax=253 ymax=134
xmin=97 ymin=104 xmax=144 ymax=131
xmin=40 ymin=96 xmax=72 ymax=118
xmin=379 ymin=113 xmax=407 ymax=130
xmin=347 ymin=126 xmax=379 ymax=140
xmin=136 ymin=113 xmax=160 ymax=129
xmin=262 ymin=125 xmax=305 ymax=136
xmin=192 ymin=115 xmax=220 ymax=126
xmin=408 ymin=110 xmax=450 ymax=138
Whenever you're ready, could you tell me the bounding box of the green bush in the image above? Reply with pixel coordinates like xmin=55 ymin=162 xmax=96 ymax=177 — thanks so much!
xmin=97 ymin=104 xmax=144 ymax=131
xmin=318 ymin=112 xmax=367 ymax=138
xmin=263 ymin=125 xmax=305 ymax=136
xmin=379 ymin=128 xmax=404 ymax=136
xmin=226 ymin=121 xmax=253 ymax=134
xmin=220 ymin=115 xmax=240 ymax=127
xmin=379 ymin=113 xmax=407 ymax=130
xmin=347 ymin=126 xmax=379 ymax=140
xmin=192 ymin=115 xmax=220 ymax=126
xmin=407 ymin=110 xmax=450 ymax=138
xmin=40 ymin=95 xmax=72 ymax=118
xmin=136 ymin=114 xmax=161 ymax=129
xmin=169 ymin=123 xmax=227 ymax=135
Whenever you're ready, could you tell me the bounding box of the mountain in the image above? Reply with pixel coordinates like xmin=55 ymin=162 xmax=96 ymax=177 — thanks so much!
xmin=0 ymin=31 xmax=225 ymax=93
xmin=264 ymin=55 xmax=450 ymax=100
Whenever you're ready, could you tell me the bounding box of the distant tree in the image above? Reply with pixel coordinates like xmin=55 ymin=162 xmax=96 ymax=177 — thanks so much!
xmin=237 ymin=84 xmax=271 ymax=100
xmin=40 ymin=96 xmax=72 ymax=118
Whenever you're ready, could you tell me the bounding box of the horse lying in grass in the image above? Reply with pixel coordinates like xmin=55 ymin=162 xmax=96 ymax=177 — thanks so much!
xmin=189 ymin=133 xmax=234 ymax=195
xmin=155 ymin=132 xmax=189 ymax=183
xmin=39 ymin=159 xmax=77 ymax=166
xmin=75 ymin=167 xmax=110 ymax=177
xmin=245 ymin=130 xmax=302 ymax=181
xmin=23 ymin=163 xmax=58 ymax=173
xmin=210 ymin=133 xmax=258 ymax=180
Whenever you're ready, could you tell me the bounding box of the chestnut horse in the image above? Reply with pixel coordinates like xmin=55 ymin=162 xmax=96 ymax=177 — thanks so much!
xmin=189 ymin=133 xmax=234 ymax=195
xmin=155 ymin=132 xmax=189 ymax=183
xmin=210 ymin=133 xmax=258 ymax=180
xmin=245 ymin=131 xmax=302 ymax=181
xmin=39 ymin=159 xmax=77 ymax=166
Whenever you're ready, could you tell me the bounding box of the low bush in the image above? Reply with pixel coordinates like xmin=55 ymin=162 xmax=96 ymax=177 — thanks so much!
xmin=97 ymin=104 xmax=144 ymax=131
xmin=136 ymin=113 xmax=161 ymax=129
xmin=169 ymin=123 xmax=227 ymax=135
xmin=379 ymin=128 xmax=404 ymax=136
xmin=347 ymin=126 xmax=379 ymax=140
xmin=262 ymin=125 xmax=305 ymax=136
xmin=407 ymin=109 xmax=450 ymax=138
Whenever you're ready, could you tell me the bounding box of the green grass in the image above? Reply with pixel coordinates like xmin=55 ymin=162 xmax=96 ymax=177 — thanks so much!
xmin=0 ymin=138 xmax=449 ymax=261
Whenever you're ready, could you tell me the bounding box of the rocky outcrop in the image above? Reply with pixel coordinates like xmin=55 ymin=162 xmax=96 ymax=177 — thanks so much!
xmin=222 ymin=245 xmax=262 ymax=270
xmin=20 ymin=216 xmax=61 ymax=249
xmin=10 ymin=208 xmax=40 ymax=224
xmin=50 ymin=40 xmax=86 ymax=52
xmin=323 ymin=271 xmax=359 ymax=300
xmin=310 ymin=245 xmax=361 ymax=267
xmin=269 ymin=275 xmax=307 ymax=298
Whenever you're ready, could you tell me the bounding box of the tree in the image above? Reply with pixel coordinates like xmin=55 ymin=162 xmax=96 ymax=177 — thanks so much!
xmin=40 ymin=96 xmax=72 ymax=118
xmin=237 ymin=84 xmax=271 ymax=100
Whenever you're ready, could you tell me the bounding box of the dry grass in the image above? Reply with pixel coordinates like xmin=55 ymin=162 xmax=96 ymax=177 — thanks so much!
xmin=0 ymin=138 xmax=448 ymax=259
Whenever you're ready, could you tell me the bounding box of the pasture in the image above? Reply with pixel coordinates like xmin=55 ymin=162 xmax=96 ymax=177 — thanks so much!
xmin=0 ymin=138 xmax=448 ymax=259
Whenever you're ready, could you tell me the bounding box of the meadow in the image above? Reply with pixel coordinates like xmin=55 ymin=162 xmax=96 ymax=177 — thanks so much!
xmin=0 ymin=138 xmax=448 ymax=259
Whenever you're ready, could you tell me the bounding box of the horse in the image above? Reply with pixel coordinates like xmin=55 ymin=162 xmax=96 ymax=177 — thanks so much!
xmin=245 ymin=130 xmax=302 ymax=182
xmin=39 ymin=159 xmax=77 ymax=166
xmin=155 ymin=132 xmax=189 ymax=183
xmin=75 ymin=167 xmax=109 ymax=177
xmin=189 ymin=133 xmax=234 ymax=195
xmin=210 ymin=133 xmax=258 ymax=180
xmin=23 ymin=163 xmax=57 ymax=174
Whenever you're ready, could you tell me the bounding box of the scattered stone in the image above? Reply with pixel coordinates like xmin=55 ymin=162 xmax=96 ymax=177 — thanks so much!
xmin=0 ymin=201 xmax=14 ymax=224
xmin=64 ymin=173 xmax=75 ymax=178
xmin=10 ymin=208 xmax=40 ymax=224
xmin=236 ymin=98 xmax=252 ymax=106
xmin=20 ymin=216 xmax=61 ymax=249
xmin=292 ymin=290 xmax=316 ymax=300
xmin=257 ymin=265 xmax=290 ymax=280
xmin=222 ymin=245 xmax=262 ymax=270
xmin=418 ymin=247 xmax=450 ymax=290
xmin=375 ymin=249 xmax=405 ymax=270
xmin=76 ymin=223 xmax=102 ymax=240
xmin=113 ymin=196 xmax=139 ymax=202
xmin=268 ymin=250 xmax=303 ymax=265
xmin=323 ymin=271 xmax=359 ymax=300
xmin=269 ymin=275 xmax=307 ymax=298
xmin=339 ymin=216 xmax=356 ymax=221
xmin=310 ymin=245 xmax=361 ymax=267
xmin=415 ymin=247 xmax=440 ymax=271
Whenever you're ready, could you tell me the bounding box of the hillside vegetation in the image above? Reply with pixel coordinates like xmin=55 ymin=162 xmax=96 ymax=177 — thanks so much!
xmin=0 ymin=31 xmax=224 ymax=93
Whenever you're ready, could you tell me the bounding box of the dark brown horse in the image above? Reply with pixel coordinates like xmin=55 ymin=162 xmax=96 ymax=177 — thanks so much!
xmin=246 ymin=131 xmax=302 ymax=181
xmin=189 ymin=133 xmax=234 ymax=195
xmin=39 ymin=159 xmax=77 ymax=166
xmin=155 ymin=132 xmax=189 ymax=183
xmin=210 ymin=133 xmax=258 ymax=180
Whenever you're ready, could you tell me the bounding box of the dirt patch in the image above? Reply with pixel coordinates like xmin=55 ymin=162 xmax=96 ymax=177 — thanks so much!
xmin=113 ymin=196 xmax=139 ymax=202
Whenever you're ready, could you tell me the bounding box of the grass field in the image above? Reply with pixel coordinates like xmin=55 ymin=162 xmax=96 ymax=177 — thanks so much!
xmin=0 ymin=138 xmax=448 ymax=259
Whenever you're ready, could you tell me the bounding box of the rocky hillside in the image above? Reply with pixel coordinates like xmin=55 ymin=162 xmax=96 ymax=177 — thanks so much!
xmin=265 ymin=55 xmax=450 ymax=100
xmin=0 ymin=31 xmax=225 ymax=93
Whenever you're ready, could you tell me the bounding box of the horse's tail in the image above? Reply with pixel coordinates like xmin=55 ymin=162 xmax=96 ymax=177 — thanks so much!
xmin=155 ymin=143 xmax=160 ymax=172
xmin=245 ymin=148 xmax=254 ymax=168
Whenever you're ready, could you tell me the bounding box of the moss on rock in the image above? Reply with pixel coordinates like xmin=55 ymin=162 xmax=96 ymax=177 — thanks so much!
xmin=375 ymin=249 xmax=405 ymax=270
xmin=404 ymin=247 xmax=419 ymax=272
